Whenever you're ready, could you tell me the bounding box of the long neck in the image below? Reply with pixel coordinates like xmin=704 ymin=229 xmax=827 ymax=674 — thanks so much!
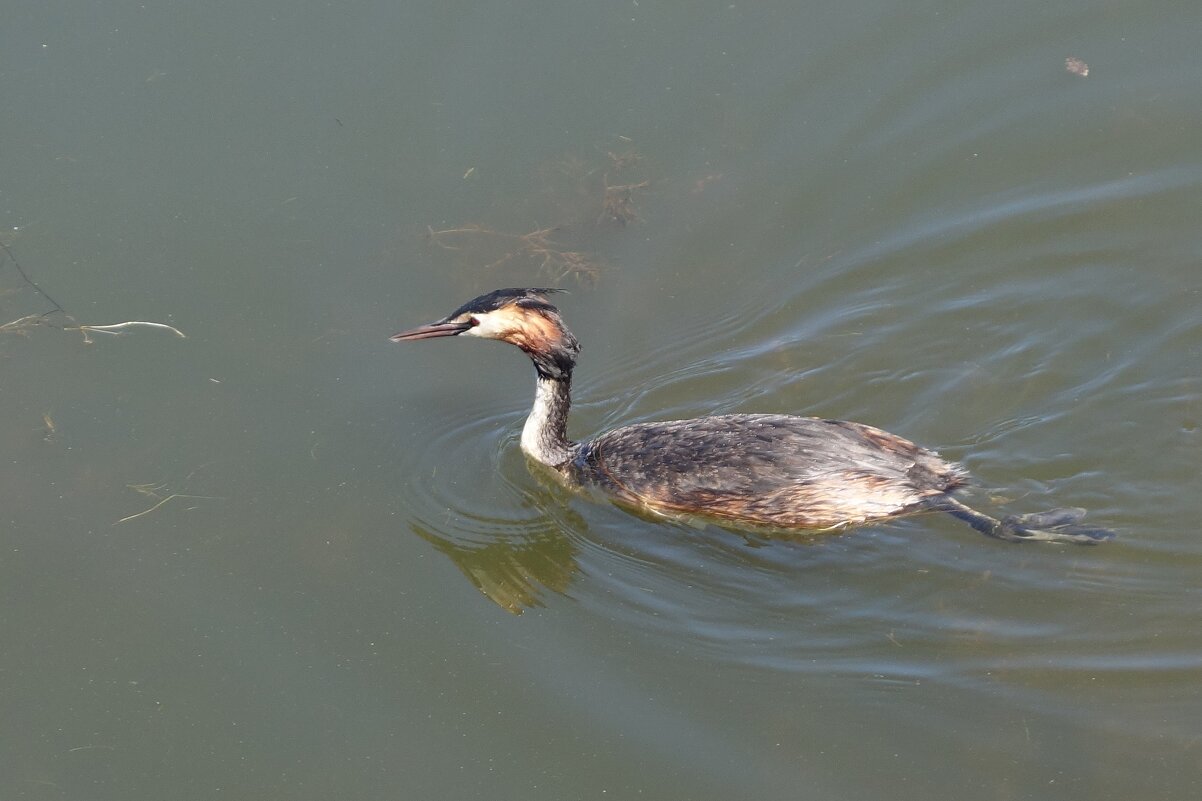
xmin=520 ymin=373 xmax=577 ymax=468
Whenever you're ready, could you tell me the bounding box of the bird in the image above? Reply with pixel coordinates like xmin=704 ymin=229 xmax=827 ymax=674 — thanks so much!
xmin=391 ymin=288 xmax=1111 ymax=544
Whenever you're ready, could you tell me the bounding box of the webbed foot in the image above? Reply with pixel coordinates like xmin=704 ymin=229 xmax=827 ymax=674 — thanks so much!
xmin=999 ymin=507 xmax=1114 ymax=545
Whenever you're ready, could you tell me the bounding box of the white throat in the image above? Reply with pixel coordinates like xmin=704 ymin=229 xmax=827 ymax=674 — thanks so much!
xmin=520 ymin=376 xmax=575 ymax=467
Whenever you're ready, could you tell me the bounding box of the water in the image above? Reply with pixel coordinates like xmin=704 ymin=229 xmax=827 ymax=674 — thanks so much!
xmin=3 ymin=1 xmax=1201 ymax=798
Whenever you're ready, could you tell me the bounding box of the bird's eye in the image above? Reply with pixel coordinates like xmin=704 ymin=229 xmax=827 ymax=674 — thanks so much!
xmin=469 ymin=316 xmax=480 ymax=327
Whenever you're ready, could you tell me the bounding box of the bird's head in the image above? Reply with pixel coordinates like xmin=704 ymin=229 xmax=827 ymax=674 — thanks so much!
xmin=391 ymin=288 xmax=580 ymax=380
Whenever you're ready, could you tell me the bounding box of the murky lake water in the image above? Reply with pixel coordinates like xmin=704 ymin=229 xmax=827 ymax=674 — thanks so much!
xmin=3 ymin=1 xmax=1201 ymax=798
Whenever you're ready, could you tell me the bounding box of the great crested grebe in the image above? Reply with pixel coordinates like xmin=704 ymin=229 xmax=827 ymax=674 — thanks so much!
xmin=392 ymin=288 xmax=1112 ymax=544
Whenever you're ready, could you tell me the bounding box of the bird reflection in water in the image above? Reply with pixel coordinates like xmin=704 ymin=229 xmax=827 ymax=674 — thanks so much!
xmin=409 ymin=480 xmax=586 ymax=615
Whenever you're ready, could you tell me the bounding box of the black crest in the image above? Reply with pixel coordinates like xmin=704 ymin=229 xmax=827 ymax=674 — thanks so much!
xmin=445 ymin=287 xmax=565 ymax=320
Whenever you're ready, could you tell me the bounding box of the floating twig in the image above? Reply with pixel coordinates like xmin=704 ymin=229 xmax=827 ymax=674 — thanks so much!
xmin=67 ymin=321 xmax=187 ymax=344
xmin=4 ymin=241 xmax=187 ymax=343
xmin=116 ymin=480 xmax=221 ymax=525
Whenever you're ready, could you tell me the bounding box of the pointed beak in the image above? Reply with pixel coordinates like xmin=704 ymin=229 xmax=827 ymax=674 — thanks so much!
xmin=389 ymin=320 xmax=473 ymax=342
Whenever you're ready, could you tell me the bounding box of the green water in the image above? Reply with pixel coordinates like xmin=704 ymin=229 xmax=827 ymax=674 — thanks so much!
xmin=3 ymin=1 xmax=1200 ymax=798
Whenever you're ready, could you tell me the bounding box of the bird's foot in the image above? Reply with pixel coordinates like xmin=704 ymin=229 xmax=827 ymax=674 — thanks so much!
xmin=999 ymin=507 xmax=1114 ymax=545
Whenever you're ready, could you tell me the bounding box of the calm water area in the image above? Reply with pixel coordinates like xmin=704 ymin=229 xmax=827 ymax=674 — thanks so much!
xmin=3 ymin=1 xmax=1201 ymax=798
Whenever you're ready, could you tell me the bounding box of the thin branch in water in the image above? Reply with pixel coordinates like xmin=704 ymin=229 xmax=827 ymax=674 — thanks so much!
xmin=426 ymin=223 xmax=528 ymax=250
xmin=67 ymin=321 xmax=187 ymax=344
xmin=116 ymin=480 xmax=221 ymax=525
xmin=0 ymin=239 xmax=66 ymax=314
xmin=3 ymin=241 xmax=187 ymax=344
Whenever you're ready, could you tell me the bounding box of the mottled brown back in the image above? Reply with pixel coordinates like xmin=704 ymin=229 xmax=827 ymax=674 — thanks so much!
xmin=575 ymin=414 xmax=968 ymax=529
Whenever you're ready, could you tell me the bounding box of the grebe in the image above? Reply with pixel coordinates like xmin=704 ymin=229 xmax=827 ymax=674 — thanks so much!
xmin=392 ymin=288 xmax=1111 ymax=544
